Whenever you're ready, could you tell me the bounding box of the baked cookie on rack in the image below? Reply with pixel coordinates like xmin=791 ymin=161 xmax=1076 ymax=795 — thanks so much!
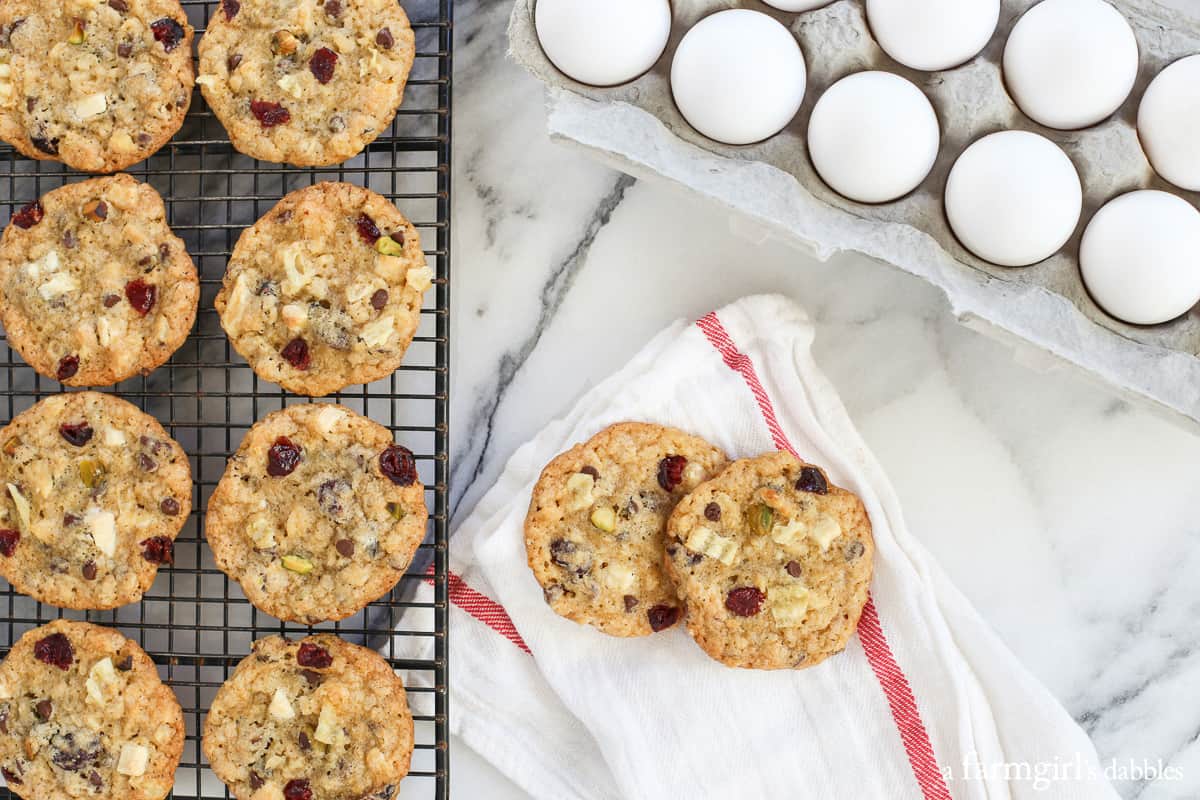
xmin=0 ymin=391 xmax=191 ymax=610
xmin=525 ymin=422 xmax=728 ymax=637
xmin=0 ymin=0 xmax=194 ymax=173
xmin=197 ymin=0 xmax=415 ymax=166
xmin=205 ymin=403 xmax=427 ymax=623
xmin=0 ymin=619 xmax=185 ymax=800
xmin=0 ymin=174 xmax=199 ymax=387
xmin=215 ymin=181 xmax=431 ymax=397
xmin=203 ymin=634 xmax=413 ymax=800
xmin=665 ymin=451 xmax=874 ymax=670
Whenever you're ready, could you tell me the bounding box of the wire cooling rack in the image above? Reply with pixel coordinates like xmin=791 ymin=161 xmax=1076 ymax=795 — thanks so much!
xmin=0 ymin=1 xmax=451 ymax=797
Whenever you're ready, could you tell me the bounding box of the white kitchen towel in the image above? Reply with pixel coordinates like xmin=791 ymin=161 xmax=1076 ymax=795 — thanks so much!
xmin=405 ymin=294 xmax=1118 ymax=800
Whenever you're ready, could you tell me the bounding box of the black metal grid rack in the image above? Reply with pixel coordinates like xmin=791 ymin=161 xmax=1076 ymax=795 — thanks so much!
xmin=0 ymin=1 xmax=451 ymax=797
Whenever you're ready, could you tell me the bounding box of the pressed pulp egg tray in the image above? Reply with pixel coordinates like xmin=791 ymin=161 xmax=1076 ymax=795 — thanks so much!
xmin=510 ymin=0 xmax=1200 ymax=428
xmin=0 ymin=1 xmax=452 ymax=798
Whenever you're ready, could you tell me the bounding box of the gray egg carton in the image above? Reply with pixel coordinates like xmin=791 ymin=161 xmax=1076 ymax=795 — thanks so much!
xmin=508 ymin=0 xmax=1200 ymax=428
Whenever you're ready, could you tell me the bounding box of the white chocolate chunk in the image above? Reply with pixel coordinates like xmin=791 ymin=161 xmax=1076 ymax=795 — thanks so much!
xmin=268 ymin=687 xmax=295 ymax=720
xmin=770 ymin=518 xmax=806 ymax=550
xmin=5 ymin=483 xmax=30 ymax=532
xmin=23 ymin=249 xmax=61 ymax=280
xmin=73 ymin=92 xmax=108 ymax=120
xmin=314 ymin=703 xmax=340 ymax=745
xmin=684 ymin=526 xmax=739 ymax=566
xmin=406 ymin=265 xmax=434 ymax=292
xmin=246 ymin=513 xmax=277 ymax=551
xmin=810 ymin=515 xmax=841 ymax=551
xmin=85 ymin=508 xmax=117 ymax=557
xmin=360 ymin=315 xmax=395 ymax=348
xmin=278 ymin=73 xmax=306 ymax=99
xmin=195 ymin=74 xmax=218 ymax=88
xmin=589 ymin=506 xmax=617 ymax=532
xmin=602 ymin=563 xmax=637 ymax=593
xmin=768 ymin=584 xmax=829 ymax=627
xmin=564 ymin=472 xmax=595 ymax=511
xmin=103 ymin=426 xmax=127 ymax=447
xmin=313 ymin=405 xmax=344 ymax=437
xmin=281 ymin=303 xmax=308 ymax=332
xmin=38 ymin=271 xmax=79 ymax=301
xmin=117 ymin=743 xmax=149 ymax=777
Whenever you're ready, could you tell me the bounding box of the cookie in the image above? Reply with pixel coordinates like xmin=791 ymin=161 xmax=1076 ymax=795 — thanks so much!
xmin=0 ymin=392 xmax=191 ymax=610
xmin=197 ymin=0 xmax=415 ymax=166
xmin=205 ymin=403 xmax=427 ymax=623
xmin=0 ymin=175 xmax=200 ymax=387
xmin=0 ymin=619 xmax=184 ymax=800
xmin=0 ymin=0 xmax=194 ymax=173
xmin=525 ymin=422 xmax=728 ymax=637
xmin=665 ymin=452 xmax=874 ymax=670
xmin=214 ymin=182 xmax=432 ymax=397
xmin=203 ymin=634 xmax=413 ymax=800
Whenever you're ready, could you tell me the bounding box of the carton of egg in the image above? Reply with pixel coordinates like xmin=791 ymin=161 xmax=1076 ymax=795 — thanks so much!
xmin=510 ymin=0 xmax=1200 ymax=426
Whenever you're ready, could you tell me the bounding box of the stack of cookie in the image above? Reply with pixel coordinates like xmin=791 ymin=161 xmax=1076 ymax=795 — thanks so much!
xmin=525 ymin=423 xmax=875 ymax=670
xmin=0 ymin=1 xmax=432 ymax=797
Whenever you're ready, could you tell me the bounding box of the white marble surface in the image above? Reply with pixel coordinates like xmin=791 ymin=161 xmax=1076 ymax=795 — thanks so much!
xmin=445 ymin=2 xmax=1200 ymax=798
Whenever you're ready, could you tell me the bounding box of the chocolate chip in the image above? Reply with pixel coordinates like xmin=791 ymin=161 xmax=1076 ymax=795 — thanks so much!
xmin=376 ymin=27 xmax=394 ymax=49
xmin=117 ymin=42 xmax=132 ymax=58
xmin=82 ymin=561 xmax=97 ymax=581
xmin=580 ymin=465 xmax=600 ymax=480
xmin=34 ymin=699 xmax=52 ymax=721
xmin=785 ymin=560 xmax=803 ymax=578
xmin=115 ymin=655 xmax=133 ymax=671
xmin=138 ymin=453 xmax=157 ymax=472
xmin=88 ymin=770 xmax=103 ymax=788
xmin=102 ymin=293 xmax=120 ymax=308
xmin=324 ymin=0 xmax=342 ymax=17
xmin=370 ymin=289 xmax=389 ymax=310
xmin=160 ymin=497 xmax=180 ymax=516
xmin=795 ymin=466 xmax=828 ymax=495
xmin=298 ymin=731 xmax=311 ymax=751
xmin=300 ymin=669 xmax=323 ymax=687
xmin=227 ymin=52 xmax=243 ymax=72
xmin=31 ymin=135 xmax=58 ymax=155
xmin=108 ymin=0 xmax=129 ymax=10
xmin=249 ymin=771 xmax=264 ymax=790
xmin=703 ymin=502 xmax=721 ymax=521
xmin=335 ymin=538 xmax=355 ymax=558
xmin=844 ymin=540 xmax=865 ymax=562
xmin=647 ymin=604 xmax=680 ymax=632
xmin=62 ymin=230 xmax=77 ymax=249
xmin=623 ymin=595 xmax=638 ymax=612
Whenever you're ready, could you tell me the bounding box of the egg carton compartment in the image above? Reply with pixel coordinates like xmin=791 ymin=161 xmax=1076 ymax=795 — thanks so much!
xmin=509 ymin=0 xmax=1200 ymax=427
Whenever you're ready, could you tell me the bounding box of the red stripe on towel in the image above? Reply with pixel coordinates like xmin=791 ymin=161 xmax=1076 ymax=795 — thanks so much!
xmin=428 ymin=563 xmax=531 ymax=653
xmin=696 ymin=311 xmax=952 ymax=800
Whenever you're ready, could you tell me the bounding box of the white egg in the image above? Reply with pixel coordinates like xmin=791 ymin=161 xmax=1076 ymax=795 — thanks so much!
xmin=1138 ymin=55 xmax=1200 ymax=192
xmin=808 ymin=71 xmax=940 ymax=204
xmin=1002 ymin=0 xmax=1138 ymax=130
xmin=945 ymin=131 xmax=1082 ymax=267
xmin=866 ymin=0 xmax=999 ymax=72
xmin=670 ymin=10 xmax=806 ymax=146
xmin=1080 ymin=191 xmax=1200 ymax=326
xmin=534 ymin=0 xmax=672 ymax=87
xmin=762 ymin=0 xmax=835 ymax=10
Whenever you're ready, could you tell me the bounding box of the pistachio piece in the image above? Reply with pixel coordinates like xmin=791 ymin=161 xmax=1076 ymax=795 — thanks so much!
xmin=82 ymin=200 xmax=108 ymax=223
xmin=2 ymin=437 xmax=19 ymax=456
xmin=385 ymin=501 xmax=406 ymax=521
xmin=281 ymin=554 xmax=313 ymax=574
xmin=589 ymin=506 xmax=617 ymax=533
xmin=374 ymin=235 xmax=404 ymax=256
xmin=79 ymin=459 xmax=105 ymax=489
xmin=748 ymin=503 xmax=775 ymax=537
xmin=67 ymin=18 xmax=86 ymax=44
xmin=271 ymin=30 xmax=299 ymax=55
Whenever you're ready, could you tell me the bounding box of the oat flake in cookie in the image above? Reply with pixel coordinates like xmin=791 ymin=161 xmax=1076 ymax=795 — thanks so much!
xmin=0 ymin=392 xmax=191 ymax=610
xmin=204 ymin=635 xmax=413 ymax=800
xmin=197 ymin=0 xmax=415 ymax=166
xmin=0 ymin=619 xmax=184 ymax=800
xmin=215 ymin=182 xmax=432 ymax=397
xmin=205 ymin=404 xmax=427 ymax=623
xmin=0 ymin=175 xmax=199 ymax=387
xmin=665 ymin=451 xmax=874 ymax=670
xmin=0 ymin=0 xmax=194 ymax=173
xmin=525 ymin=422 xmax=728 ymax=637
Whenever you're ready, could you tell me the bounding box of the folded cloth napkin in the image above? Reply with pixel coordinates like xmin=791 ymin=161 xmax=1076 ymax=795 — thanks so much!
xmin=403 ymin=294 xmax=1118 ymax=800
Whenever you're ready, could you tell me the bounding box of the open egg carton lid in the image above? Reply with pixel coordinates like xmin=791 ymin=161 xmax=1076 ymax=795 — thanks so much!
xmin=508 ymin=0 xmax=1200 ymax=429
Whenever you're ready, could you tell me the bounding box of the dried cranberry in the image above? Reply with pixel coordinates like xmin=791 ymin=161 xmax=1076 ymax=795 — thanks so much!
xmin=370 ymin=289 xmax=389 ymax=310
xmin=296 ymin=642 xmax=332 ymax=668
xmin=221 ymin=0 xmax=239 ymax=19
xmin=704 ymin=502 xmax=721 ymax=521
xmin=249 ymin=772 xmax=264 ymax=790
xmin=124 ymin=279 xmax=156 ymax=315
xmin=160 ymin=497 xmax=180 ymax=516
xmin=150 ymin=18 xmax=184 ymax=51
xmin=250 ymin=100 xmax=290 ymax=128
xmin=725 ymin=587 xmax=765 ymax=617
xmin=656 ymin=455 xmax=687 ymax=492
xmin=139 ymin=537 xmax=173 ymax=565
xmin=31 ymin=136 xmax=58 ymax=155
xmin=297 ymin=731 xmax=311 ymax=751
xmin=108 ymin=0 xmax=129 ymax=11
xmin=376 ymin=27 xmax=394 ymax=49
xmin=102 ymin=293 xmax=120 ymax=308
xmin=138 ymin=453 xmax=157 ymax=472
xmin=56 ymin=355 xmax=79 ymax=381
xmin=623 ymin=595 xmax=638 ymax=612
xmin=334 ymin=539 xmax=354 ymax=557
xmin=33 ymin=632 xmax=73 ymax=670
xmin=379 ymin=444 xmax=417 ymax=486
xmin=283 ymin=779 xmax=313 ymax=800
xmin=355 ymin=213 xmax=382 ymax=244
xmin=81 ymin=561 xmax=97 ymax=581
xmin=647 ymin=604 xmax=680 ymax=632
xmin=227 ymin=52 xmax=242 ymax=71
xmin=1 ymin=767 xmax=20 ymax=785
xmin=58 ymin=422 xmax=93 ymax=447
xmin=0 ymin=530 xmax=17 ymax=557
xmin=309 ymin=47 xmax=338 ymax=84
xmin=795 ymin=466 xmax=828 ymax=495
xmin=266 ymin=436 xmax=301 ymax=477
xmin=785 ymin=560 xmax=803 ymax=578
xmin=11 ymin=200 xmax=42 ymax=229
xmin=280 ymin=337 xmax=310 ymax=370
